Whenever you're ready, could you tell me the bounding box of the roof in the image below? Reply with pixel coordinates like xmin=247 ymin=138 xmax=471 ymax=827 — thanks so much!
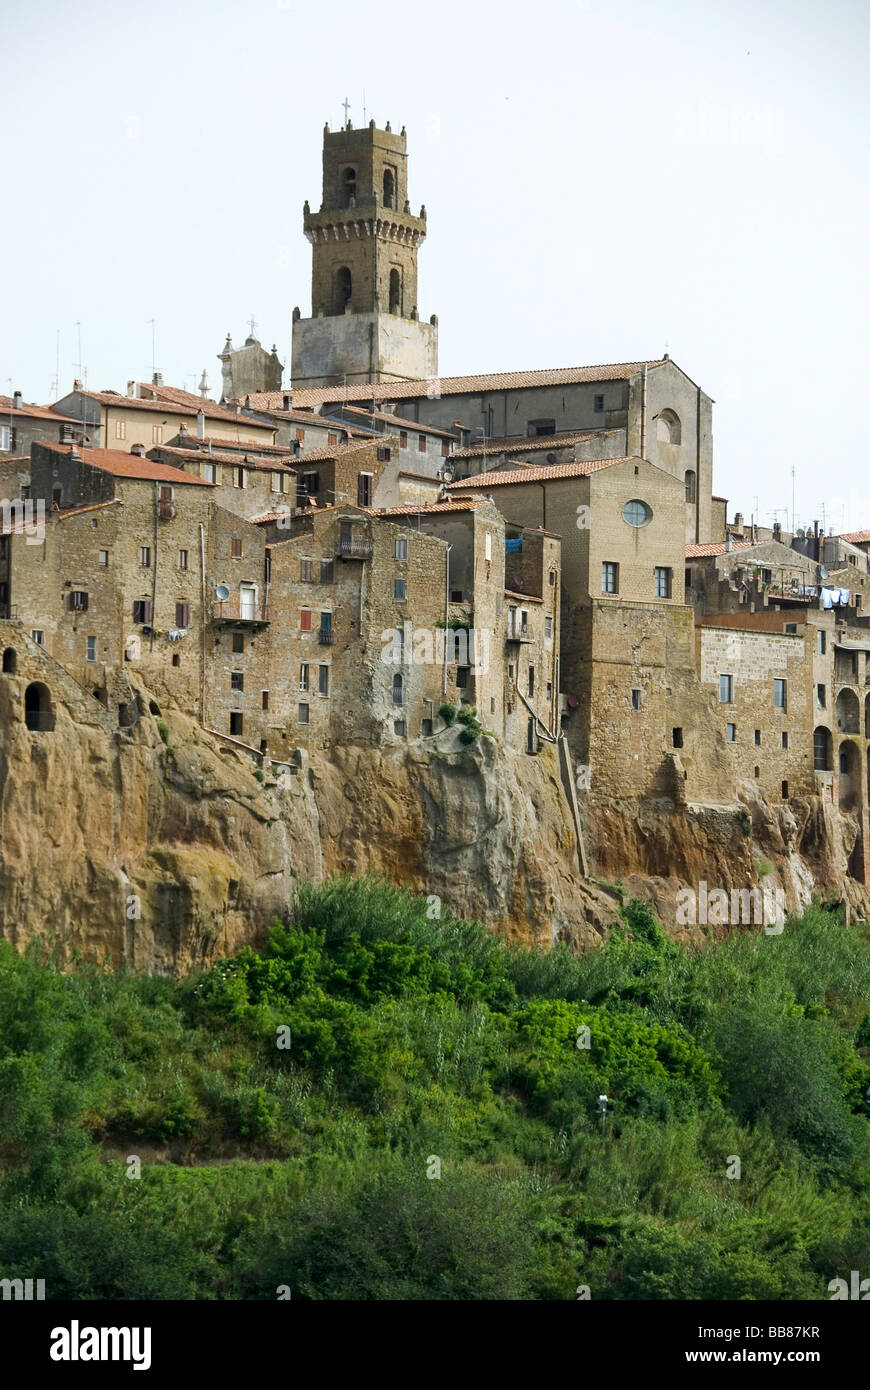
xmin=398 ymin=469 xmax=442 ymax=483
xmin=841 ymin=530 xmax=870 ymax=544
xmin=250 ymin=360 xmax=667 ymax=409
xmin=154 ymin=445 xmax=295 ymax=473
xmin=335 ymin=405 xmax=458 ymax=438
xmin=0 ymin=395 xmax=81 ymax=424
xmin=376 ymin=499 xmax=490 ymax=516
xmin=686 ymin=541 xmax=756 ymax=558
xmin=448 ymin=457 xmax=628 ymax=489
xmin=504 ymin=589 xmax=543 ymax=604
xmin=293 ymin=437 xmax=390 ymax=465
xmin=62 ymin=385 xmax=274 ymax=432
xmin=193 ymin=434 xmax=296 ymax=456
xmin=38 ymin=443 xmax=213 ymax=485
xmin=452 ymin=428 xmax=620 ymax=458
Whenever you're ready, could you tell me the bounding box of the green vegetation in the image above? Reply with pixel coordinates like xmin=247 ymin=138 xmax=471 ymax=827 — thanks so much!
xmin=155 ymin=719 xmax=171 ymax=747
xmin=438 ymin=703 xmax=457 ymax=726
xmin=1 ymin=880 xmax=869 ymax=1299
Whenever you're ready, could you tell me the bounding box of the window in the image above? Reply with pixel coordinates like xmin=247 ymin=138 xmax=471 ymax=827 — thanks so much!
xmin=817 ymin=684 xmax=826 ymax=708
xmin=138 ymin=546 xmax=151 ymax=567
xmin=774 ymin=678 xmax=787 ymax=710
xmin=328 ymin=433 xmax=338 ymax=446
xmin=31 ymin=630 xmax=44 ymax=646
xmin=86 ymin=636 xmax=97 ymax=662
xmin=631 ymin=688 xmax=642 ymax=710
xmin=594 ymin=394 xmax=604 ymax=413
xmin=782 ymin=781 xmax=789 ymax=799
xmin=622 ymin=499 xmax=652 ymax=527
xmin=262 ymin=691 xmax=269 ymax=711
xmin=654 ymin=566 xmax=672 ymax=598
xmin=300 ymin=559 xmax=314 ymax=582
xmin=171 ymin=653 xmax=180 ymax=667
xmin=230 ymin=712 xmax=243 ymax=736
xmin=152 ymin=425 xmax=163 ymax=444
xmin=528 ymin=420 xmax=555 ymax=436
xmin=320 ymin=611 xmax=332 ymax=638
xmin=334 ymin=268 xmax=352 ymax=313
xmin=781 ymin=731 xmax=788 ymax=749
xmin=68 ymin=589 xmax=88 ymax=611
xmin=726 ymin=723 xmax=736 ymax=742
xmin=357 ymin=473 xmax=373 ymax=507
xmin=456 ymin=666 xmax=469 ymax=688
xmin=202 ymin=462 xmax=216 ymax=484
xmin=395 ymin=537 xmax=408 ymax=561
xmin=719 ymin=674 xmax=734 ymax=703
xmin=232 ymin=633 xmax=244 ymax=655
xmin=271 ymin=472 xmax=284 ymax=494
xmin=342 ymin=167 xmax=356 ymax=206
xmin=175 ymin=602 xmax=190 ymax=629
xmin=115 ymin=420 xmax=127 ymax=440
xmin=299 ymin=663 xmax=309 ymax=692
xmin=508 ymin=664 xmax=514 ymax=679
xmin=814 ymin=726 xmax=832 ymax=770
xmin=685 ymin=567 xmax=692 ymax=589
xmin=231 ymin=538 xmax=243 ymax=558
xmin=418 ymin=435 xmax=427 ymax=453
xmin=549 ymin=570 xmax=557 ymax=587
xmin=817 ymin=630 xmax=827 ymax=655
xmin=0 ymin=425 xmax=9 ymax=451
xmin=490 ymin=698 xmax=496 ymax=713
xmin=421 ymin=718 xmax=433 ymax=737
xmin=377 ymin=446 xmax=391 ymax=462
xmin=318 ymin=665 xmax=329 ymax=696
xmin=545 ymin=616 xmax=553 ymax=639
xmin=301 ymin=472 xmax=318 ymax=499
xmin=528 ymin=666 xmax=535 ymax=697
xmin=98 ymin=550 xmax=109 ymax=567
xmin=392 ymin=717 xmax=406 ymax=736
xmin=441 ymin=440 xmax=450 ymax=457
xmin=231 ymin=671 xmax=244 ymax=692
xmin=235 ymin=467 xmax=245 ymax=489
xmin=546 ymin=681 xmax=552 ymax=701
xmin=602 ymin=562 xmax=619 ymax=594
xmin=300 ymin=609 xmax=312 ymax=631
xmin=295 ymin=428 xmax=305 ymax=443
xmin=320 ymin=560 xmax=334 ymax=583
xmin=754 ymin=729 xmax=761 ymax=745
xmin=656 ymin=409 xmax=681 ymax=445
xmin=399 ymin=431 xmax=408 ymax=448
xmin=392 ymin=673 xmax=404 ymax=705
xmin=394 ymin=578 xmax=407 ymax=601
xmin=673 ymin=727 xmax=683 ymax=748
xmin=451 ymin=590 xmax=463 ymax=602
xmin=298 ymin=703 xmax=310 ymax=725
xmin=52 ymin=487 xmax=62 ymax=506
xmin=684 ymin=470 xmax=697 ymax=503
xmin=133 ymin=599 xmax=152 ymax=624
xmin=384 ymin=168 xmax=396 ymax=207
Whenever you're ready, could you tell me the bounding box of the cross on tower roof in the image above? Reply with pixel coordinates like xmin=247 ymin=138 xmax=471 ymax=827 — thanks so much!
xmin=341 ymin=97 xmax=350 ymax=123
xmin=248 ymin=314 xmax=258 ymax=338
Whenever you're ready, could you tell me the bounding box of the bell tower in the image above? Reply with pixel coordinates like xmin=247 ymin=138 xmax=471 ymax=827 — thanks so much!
xmin=291 ymin=119 xmax=438 ymax=388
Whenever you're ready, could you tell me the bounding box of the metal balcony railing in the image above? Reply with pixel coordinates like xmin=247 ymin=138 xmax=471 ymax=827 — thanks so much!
xmin=213 ymin=599 xmax=270 ymax=624
xmin=318 ymin=627 xmax=334 ymax=645
xmin=338 ymin=536 xmax=373 ymax=559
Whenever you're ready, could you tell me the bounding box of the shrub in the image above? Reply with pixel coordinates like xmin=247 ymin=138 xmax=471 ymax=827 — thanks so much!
xmin=439 ymin=703 xmax=457 ymax=726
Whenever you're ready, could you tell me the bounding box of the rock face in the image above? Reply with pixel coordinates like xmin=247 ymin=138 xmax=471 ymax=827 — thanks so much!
xmin=0 ymin=673 xmax=866 ymax=973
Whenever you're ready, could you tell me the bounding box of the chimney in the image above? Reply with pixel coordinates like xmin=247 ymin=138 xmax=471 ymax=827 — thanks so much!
xmin=69 ymin=446 xmax=81 ymax=463
xmin=283 ymin=393 xmax=292 ymax=410
xmin=130 ymin=443 xmax=146 ymax=457
xmin=178 ymin=423 xmax=188 ymax=438
xmin=725 ymin=532 xmax=733 ymax=552
xmin=152 ymin=371 xmax=164 ymax=387
xmin=734 ymin=512 xmax=743 ymax=531
xmin=12 ymin=390 xmax=22 ymax=410
xmin=196 ymin=409 xmax=205 ymax=441
xmin=126 ymin=380 xmax=137 ymax=398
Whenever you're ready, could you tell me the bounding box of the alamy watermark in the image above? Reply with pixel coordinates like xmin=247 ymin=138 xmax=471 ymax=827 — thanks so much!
xmin=676 ymin=880 xmax=785 ymax=932
xmin=380 ymin=624 xmax=490 ymax=674
xmin=1 ymin=498 xmax=45 ymax=544
xmin=676 ymin=103 xmax=785 ymax=154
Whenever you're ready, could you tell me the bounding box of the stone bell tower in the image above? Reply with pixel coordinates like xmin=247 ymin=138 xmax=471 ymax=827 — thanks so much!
xmin=291 ymin=119 xmax=438 ymax=388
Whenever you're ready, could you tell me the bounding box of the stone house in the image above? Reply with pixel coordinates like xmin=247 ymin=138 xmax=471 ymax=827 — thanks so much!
xmin=52 ymin=381 xmax=276 ymax=453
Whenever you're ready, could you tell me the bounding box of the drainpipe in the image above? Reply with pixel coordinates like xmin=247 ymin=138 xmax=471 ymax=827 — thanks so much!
xmin=150 ymin=481 xmax=159 ymax=651
xmin=443 ymin=543 xmax=452 ymax=695
xmin=537 ymin=482 xmax=547 ymax=530
xmin=640 ymin=365 xmax=648 ymax=459
xmin=199 ymin=522 xmax=206 ymax=723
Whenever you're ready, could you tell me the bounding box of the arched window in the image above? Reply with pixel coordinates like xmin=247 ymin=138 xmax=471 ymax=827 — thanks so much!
xmin=813 ymin=725 xmax=832 ymax=771
xmin=839 ymin=740 xmax=860 ymax=809
xmin=656 ymin=408 xmax=682 ymax=446
xmin=334 ymin=267 xmax=352 ymax=314
xmin=684 ymin=469 xmax=696 ymax=503
xmin=24 ymin=681 xmax=54 ymax=731
xmin=342 ymin=167 xmax=356 ymax=207
xmin=2 ymin=647 xmax=16 ymax=674
xmin=836 ymin=688 xmax=860 ymax=734
xmin=383 ymin=168 xmax=395 ymax=208
xmin=389 ymin=268 xmax=401 ymax=314
xmin=392 ymin=673 xmax=404 ymax=705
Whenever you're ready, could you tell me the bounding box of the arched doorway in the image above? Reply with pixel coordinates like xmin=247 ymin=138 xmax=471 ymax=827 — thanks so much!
xmin=836 ymin=688 xmax=860 ymax=734
xmin=813 ymin=725 xmax=833 ymax=771
xmin=24 ymin=682 xmax=55 ymax=731
xmin=2 ymin=647 xmax=16 ymax=674
xmin=334 ymin=266 xmax=352 ymax=314
xmin=838 ymin=739 xmax=860 ymax=810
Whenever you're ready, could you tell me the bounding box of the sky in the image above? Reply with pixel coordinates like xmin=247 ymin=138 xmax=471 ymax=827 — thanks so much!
xmin=2 ymin=0 xmax=868 ymax=531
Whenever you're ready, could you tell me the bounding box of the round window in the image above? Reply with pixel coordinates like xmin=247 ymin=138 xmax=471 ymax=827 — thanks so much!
xmin=622 ymin=499 xmax=652 ymax=527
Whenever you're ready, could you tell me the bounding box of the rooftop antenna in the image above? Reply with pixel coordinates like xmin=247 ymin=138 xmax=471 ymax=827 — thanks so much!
xmin=791 ymin=466 xmax=796 ymax=534
xmin=362 ymin=89 xmax=366 ymax=124
xmin=73 ymin=320 xmax=88 ymax=439
xmin=50 ymin=328 xmax=61 ymax=401
xmin=148 ymin=318 xmax=159 ymax=381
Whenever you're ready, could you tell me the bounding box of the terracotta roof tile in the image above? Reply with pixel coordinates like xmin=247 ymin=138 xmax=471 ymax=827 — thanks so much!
xmin=335 ymin=405 xmax=458 ymax=438
xmin=685 ymin=541 xmax=756 ymax=557
xmin=68 ymin=385 xmax=273 ymax=432
xmin=376 ymin=499 xmax=490 ymax=516
xmin=841 ymin=530 xmax=870 ymax=544
xmin=448 ymin=457 xmax=627 ymax=488
xmin=0 ymin=396 xmax=81 ymax=423
xmin=250 ymin=360 xmax=665 ymax=410
xmin=155 ymin=444 xmax=295 ymax=473
xmin=452 ymin=428 xmax=620 ymax=458
xmin=39 ymin=443 xmax=213 ymax=485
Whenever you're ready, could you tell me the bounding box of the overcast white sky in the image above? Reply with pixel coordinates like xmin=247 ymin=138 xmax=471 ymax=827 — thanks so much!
xmin=2 ymin=0 xmax=868 ymax=531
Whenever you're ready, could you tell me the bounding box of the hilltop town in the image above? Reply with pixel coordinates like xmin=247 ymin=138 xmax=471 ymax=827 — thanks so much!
xmin=3 ymin=118 xmax=870 ymax=955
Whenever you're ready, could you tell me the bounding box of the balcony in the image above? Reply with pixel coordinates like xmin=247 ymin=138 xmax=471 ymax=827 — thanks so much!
xmin=318 ymin=627 xmax=334 ymax=645
xmin=338 ymin=536 xmax=373 ymax=560
xmin=506 ymin=625 xmax=533 ymax=643
xmin=212 ymin=599 xmax=270 ymax=627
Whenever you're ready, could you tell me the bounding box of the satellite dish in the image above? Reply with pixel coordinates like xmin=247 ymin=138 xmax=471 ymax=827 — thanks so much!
xmin=215 ymin=583 xmax=230 ymax=601
xmin=819 ymin=567 xmax=829 ymax=581
xmin=441 ymin=461 xmax=455 ymax=482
